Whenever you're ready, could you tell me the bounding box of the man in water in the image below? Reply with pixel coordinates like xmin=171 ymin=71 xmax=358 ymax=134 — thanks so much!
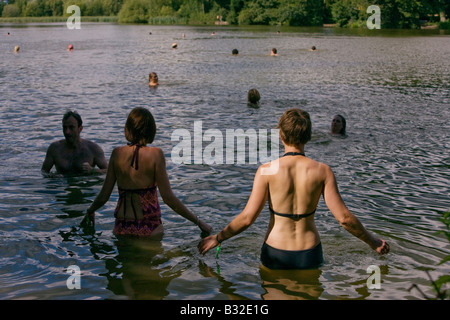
xmin=41 ymin=111 xmax=108 ymax=175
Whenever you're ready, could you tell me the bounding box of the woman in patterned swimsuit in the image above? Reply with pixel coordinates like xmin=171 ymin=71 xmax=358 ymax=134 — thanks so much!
xmin=82 ymin=107 xmax=212 ymax=237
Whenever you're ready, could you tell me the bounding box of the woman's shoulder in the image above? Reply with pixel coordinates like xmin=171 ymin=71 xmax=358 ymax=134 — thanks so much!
xmin=142 ymin=145 xmax=163 ymax=155
xmin=307 ymin=157 xmax=332 ymax=171
xmin=138 ymin=146 xmax=165 ymax=162
xmin=111 ymin=145 xmax=127 ymax=154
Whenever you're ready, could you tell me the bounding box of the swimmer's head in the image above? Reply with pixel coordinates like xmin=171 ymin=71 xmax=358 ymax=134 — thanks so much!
xmin=172 ymin=42 xmax=178 ymax=49
xmin=278 ymin=108 xmax=312 ymax=147
xmin=149 ymin=72 xmax=159 ymax=86
xmin=14 ymin=46 xmax=20 ymax=53
xmin=125 ymin=107 xmax=157 ymax=146
xmin=68 ymin=44 xmax=74 ymax=51
xmin=331 ymin=114 xmax=346 ymax=135
xmin=63 ymin=110 xmax=83 ymax=128
xmin=248 ymin=88 xmax=260 ymax=104
xmin=232 ymin=48 xmax=239 ymax=55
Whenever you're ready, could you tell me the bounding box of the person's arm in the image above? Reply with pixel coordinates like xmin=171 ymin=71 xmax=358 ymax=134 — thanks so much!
xmin=81 ymin=150 xmax=116 ymax=226
xmin=155 ymin=148 xmax=212 ymax=234
xmin=198 ymin=165 xmax=269 ymax=255
xmin=81 ymin=142 xmax=108 ymax=175
xmin=322 ymin=165 xmax=390 ymax=255
xmin=92 ymin=143 xmax=108 ymax=174
xmin=41 ymin=144 xmax=55 ymax=174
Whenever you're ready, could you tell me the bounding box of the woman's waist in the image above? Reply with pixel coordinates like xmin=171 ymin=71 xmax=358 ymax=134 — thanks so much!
xmin=118 ymin=184 xmax=157 ymax=193
xmin=265 ymin=230 xmax=320 ymax=251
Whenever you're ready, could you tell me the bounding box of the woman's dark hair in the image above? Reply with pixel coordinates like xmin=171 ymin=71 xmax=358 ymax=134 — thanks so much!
xmin=63 ymin=111 xmax=82 ymax=127
xmin=125 ymin=107 xmax=156 ymax=145
xmin=336 ymin=114 xmax=346 ymax=135
xmin=248 ymin=88 xmax=260 ymax=104
xmin=278 ymin=108 xmax=311 ymax=146
xmin=149 ymin=72 xmax=158 ymax=82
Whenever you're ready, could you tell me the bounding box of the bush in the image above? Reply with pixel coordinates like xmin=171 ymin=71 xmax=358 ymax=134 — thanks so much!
xmin=440 ymin=21 xmax=450 ymax=29
xmin=118 ymin=0 xmax=149 ymax=23
xmin=2 ymin=4 xmax=20 ymax=17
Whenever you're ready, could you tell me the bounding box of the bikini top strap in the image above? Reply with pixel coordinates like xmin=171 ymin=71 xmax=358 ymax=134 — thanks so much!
xmin=129 ymin=143 xmax=141 ymax=170
xmin=283 ymin=152 xmax=305 ymax=157
xmin=269 ymin=206 xmax=316 ymax=219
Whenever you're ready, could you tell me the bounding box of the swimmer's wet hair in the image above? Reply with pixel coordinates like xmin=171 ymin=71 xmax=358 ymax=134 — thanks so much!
xmin=63 ymin=111 xmax=83 ymax=127
xmin=335 ymin=114 xmax=346 ymax=135
xmin=278 ymin=108 xmax=311 ymax=146
xmin=248 ymin=88 xmax=260 ymax=104
xmin=149 ymin=72 xmax=158 ymax=82
xmin=125 ymin=107 xmax=156 ymax=145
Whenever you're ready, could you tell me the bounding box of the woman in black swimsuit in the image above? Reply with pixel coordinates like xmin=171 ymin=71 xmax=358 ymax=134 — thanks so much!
xmin=198 ymin=108 xmax=389 ymax=270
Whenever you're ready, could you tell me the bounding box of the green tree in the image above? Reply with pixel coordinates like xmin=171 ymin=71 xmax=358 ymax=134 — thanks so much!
xmin=278 ymin=0 xmax=324 ymax=26
xmin=118 ymin=0 xmax=149 ymax=23
xmin=1 ymin=4 xmax=20 ymax=17
xmin=331 ymin=0 xmax=368 ymax=27
xmin=373 ymin=0 xmax=422 ymax=28
xmin=237 ymin=0 xmax=280 ymax=25
xmin=25 ymin=0 xmax=44 ymax=16
xmin=47 ymin=0 xmax=64 ymax=16
xmin=176 ymin=0 xmax=202 ymax=23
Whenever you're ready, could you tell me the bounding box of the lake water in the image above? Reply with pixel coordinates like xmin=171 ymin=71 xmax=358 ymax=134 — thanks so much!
xmin=0 ymin=23 xmax=449 ymax=300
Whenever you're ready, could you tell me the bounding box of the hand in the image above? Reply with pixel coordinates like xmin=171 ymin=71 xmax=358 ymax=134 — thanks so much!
xmin=81 ymin=162 xmax=93 ymax=174
xmin=80 ymin=211 xmax=95 ymax=227
xmin=197 ymin=219 xmax=213 ymax=235
xmin=374 ymin=239 xmax=390 ymax=255
xmin=198 ymin=234 xmax=219 ymax=256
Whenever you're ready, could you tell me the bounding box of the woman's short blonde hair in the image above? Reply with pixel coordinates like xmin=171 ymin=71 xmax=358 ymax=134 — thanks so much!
xmin=278 ymin=108 xmax=311 ymax=146
xmin=125 ymin=107 xmax=156 ymax=145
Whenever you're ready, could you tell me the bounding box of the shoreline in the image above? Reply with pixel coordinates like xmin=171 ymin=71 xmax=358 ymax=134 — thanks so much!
xmin=0 ymin=16 xmax=448 ymax=30
xmin=0 ymin=16 xmax=118 ymax=24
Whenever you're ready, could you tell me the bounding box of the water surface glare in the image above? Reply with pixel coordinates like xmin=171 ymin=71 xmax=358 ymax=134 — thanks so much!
xmin=0 ymin=24 xmax=449 ymax=300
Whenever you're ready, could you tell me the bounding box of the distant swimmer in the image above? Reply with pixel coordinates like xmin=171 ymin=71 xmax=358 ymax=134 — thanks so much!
xmin=41 ymin=111 xmax=108 ymax=175
xmin=330 ymin=114 xmax=347 ymax=137
xmin=270 ymin=48 xmax=278 ymax=56
xmin=248 ymin=88 xmax=260 ymax=106
xmin=172 ymin=42 xmax=178 ymax=49
xmin=149 ymin=72 xmax=159 ymax=87
xmin=310 ymin=46 xmax=317 ymax=51
xmin=211 ymin=32 xmax=216 ymax=36
xmin=182 ymin=33 xmax=185 ymax=39
xmin=232 ymin=48 xmax=239 ymax=55
xmin=68 ymin=44 xmax=74 ymax=51
xmin=14 ymin=46 xmax=20 ymax=53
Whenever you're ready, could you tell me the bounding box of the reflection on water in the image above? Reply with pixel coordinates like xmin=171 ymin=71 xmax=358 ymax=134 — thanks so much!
xmin=259 ymin=267 xmax=323 ymax=300
xmin=0 ymin=24 xmax=449 ymax=300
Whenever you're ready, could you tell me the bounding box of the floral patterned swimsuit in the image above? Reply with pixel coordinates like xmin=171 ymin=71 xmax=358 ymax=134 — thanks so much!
xmin=113 ymin=185 xmax=162 ymax=236
xmin=113 ymin=144 xmax=162 ymax=236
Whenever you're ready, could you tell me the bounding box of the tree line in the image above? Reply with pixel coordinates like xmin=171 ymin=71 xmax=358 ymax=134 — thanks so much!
xmin=1 ymin=0 xmax=449 ymax=28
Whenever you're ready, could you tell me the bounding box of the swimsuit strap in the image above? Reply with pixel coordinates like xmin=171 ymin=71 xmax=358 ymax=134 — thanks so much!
xmin=118 ymin=185 xmax=157 ymax=193
xmin=129 ymin=143 xmax=141 ymax=170
xmin=269 ymin=152 xmax=310 ymax=219
xmin=283 ymin=152 xmax=305 ymax=157
xmin=269 ymin=206 xmax=316 ymax=219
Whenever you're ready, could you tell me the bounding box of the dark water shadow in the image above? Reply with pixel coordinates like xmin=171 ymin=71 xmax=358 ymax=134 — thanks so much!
xmin=259 ymin=266 xmax=324 ymax=300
